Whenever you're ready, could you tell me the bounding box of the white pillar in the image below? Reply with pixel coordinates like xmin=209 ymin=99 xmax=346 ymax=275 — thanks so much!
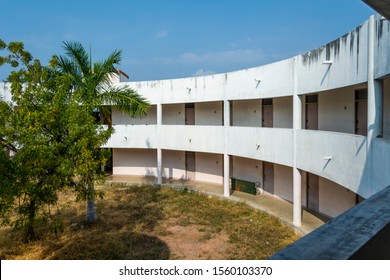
xmin=293 ymin=168 xmax=302 ymax=226
xmin=157 ymin=103 xmax=162 ymax=186
xmin=293 ymin=57 xmax=302 ymax=227
xmin=224 ymin=154 xmax=230 ymax=197
xmin=367 ymin=15 xmax=383 ymax=143
xmin=224 ymin=100 xmax=230 ymax=197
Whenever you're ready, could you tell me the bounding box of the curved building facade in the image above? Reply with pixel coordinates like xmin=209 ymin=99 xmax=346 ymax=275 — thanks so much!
xmin=2 ymin=14 xmax=390 ymax=228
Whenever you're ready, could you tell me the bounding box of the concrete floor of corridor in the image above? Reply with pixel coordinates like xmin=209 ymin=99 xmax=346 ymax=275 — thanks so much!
xmin=105 ymin=175 xmax=328 ymax=236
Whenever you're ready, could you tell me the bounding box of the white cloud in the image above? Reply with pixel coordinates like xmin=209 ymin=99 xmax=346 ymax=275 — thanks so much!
xmin=155 ymin=30 xmax=169 ymax=39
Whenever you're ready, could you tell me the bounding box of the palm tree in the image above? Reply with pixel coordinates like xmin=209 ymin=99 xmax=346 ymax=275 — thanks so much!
xmin=57 ymin=41 xmax=150 ymax=223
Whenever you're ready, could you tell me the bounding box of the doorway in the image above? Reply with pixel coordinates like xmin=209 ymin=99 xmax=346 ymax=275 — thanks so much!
xmin=185 ymin=103 xmax=195 ymax=125
xmin=263 ymin=162 xmax=274 ymax=194
xmin=355 ymin=89 xmax=368 ymax=136
xmin=262 ymin=99 xmax=273 ymax=127
xmin=307 ymin=173 xmax=319 ymax=212
xmin=305 ymin=95 xmax=318 ymax=130
xmin=185 ymin=152 xmax=196 ymax=180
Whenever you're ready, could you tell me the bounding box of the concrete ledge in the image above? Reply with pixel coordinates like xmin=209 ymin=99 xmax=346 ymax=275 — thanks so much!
xmin=269 ymin=185 xmax=390 ymax=259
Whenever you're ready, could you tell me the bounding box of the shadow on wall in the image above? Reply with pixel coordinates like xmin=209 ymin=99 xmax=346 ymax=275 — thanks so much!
xmin=145 ymin=168 xmax=156 ymax=178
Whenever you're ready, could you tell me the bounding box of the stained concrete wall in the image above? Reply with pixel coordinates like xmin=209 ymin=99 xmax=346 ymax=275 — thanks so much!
xmin=273 ymin=96 xmax=293 ymax=128
xmin=112 ymin=148 xmax=157 ymax=177
xmin=195 ymin=152 xmax=223 ymax=184
xmin=231 ymin=156 xmax=263 ymax=184
xmin=274 ymin=164 xmax=293 ymax=202
xmin=296 ymin=19 xmax=369 ymax=94
xmin=162 ymin=103 xmax=185 ymax=125
xmin=318 ymin=87 xmax=356 ymax=134
xmin=383 ymin=78 xmax=390 ymax=139
xmin=228 ymin=127 xmax=293 ymax=167
xmin=162 ymin=150 xmax=186 ymax=180
xmin=375 ymin=14 xmax=390 ymax=78
xmin=112 ymin=105 xmax=157 ymax=125
xmin=195 ymin=101 xmax=223 ymax=126
xmin=232 ymin=99 xmax=262 ymax=127
xmin=319 ymin=177 xmax=356 ymax=217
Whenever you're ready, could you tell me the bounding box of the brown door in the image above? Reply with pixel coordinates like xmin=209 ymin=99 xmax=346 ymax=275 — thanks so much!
xmin=185 ymin=103 xmax=195 ymax=125
xmin=307 ymin=173 xmax=319 ymax=212
xmin=262 ymin=99 xmax=273 ymax=128
xmin=355 ymin=90 xmax=368 ymax=136
xmin=263 ymin=162 xmax=274 ymax=194
xmin=306 ymin=95 xmax=318 ymax=130
xmin=185 ymin=152 xmax=196 ymax=180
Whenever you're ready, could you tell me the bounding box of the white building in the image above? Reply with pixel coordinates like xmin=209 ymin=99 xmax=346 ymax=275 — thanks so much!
xmin=2 ymin=14 xmax=390 ymax=229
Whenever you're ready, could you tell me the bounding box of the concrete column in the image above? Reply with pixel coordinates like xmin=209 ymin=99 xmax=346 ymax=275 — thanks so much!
xmin=224 ymin=100 xmax=230 ymax=197
xmin=157 ymin=103 xmax=162 ymax=186
xmin=368 ymin=15 xmax=383 ymax=143
xmin=224 ymin=154 xmax=230 ymax=197
xmin=293 ymin=168 xmax=302 ymax=226
xmin=293 ymin=57 xmax=302 ymax=227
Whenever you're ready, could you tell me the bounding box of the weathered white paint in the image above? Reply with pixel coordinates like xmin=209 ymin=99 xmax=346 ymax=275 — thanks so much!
xmin=102 ymin=125 xmax=158 ymax=149
xmin=319 ymin=177 xmax=356 ymax=218
xmin=195 ymin=101 xmax=223 ymax=126
xmin=160 ymin=125 xmax=225 ymax=154
xmin=231 ymin=99 xmax=262 ymax=127
xmin=112 ymin=148 xmax=157 ymax=177
xmin=162 ymin=103 xmax=185 ymax=125
xmin=112 ymin=105 xmax=157 ymax=125
xmin=231 ymin=156 xmax=263 ymax=185
xmin=296 ymin=19 xmax=369 ymax=94
xmin=162 ymin=150 xmax=186 ymax=180
xmin=274 ymin=164 xmax=293 ymax=202
xmin=227 ymin=127 xmax=294 ymax=167
xmin=223 ymin=99 xmax=230 ymax=197
xmin=273 ymin=96 xmax=293 ymax=128
xmin=318 ymin=87 xmax=356 ymax=134
xmin=383 ymin=78 xmax=390 ymax=139
xmin=195 ymin=152 xmax=223 ymax=185
xmin=296 ymin=130 xmax=367 ymax=196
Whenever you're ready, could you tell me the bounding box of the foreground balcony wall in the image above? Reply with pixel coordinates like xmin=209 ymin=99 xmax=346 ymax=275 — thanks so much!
xmin=296 ymin=130 xmax=367 ymax=196
xmin=102 ymin=125 xmax=158 ymax=149
xmin=227 ymin=127 xmax=294 ymax=167
xmin=160 ymin=125 xmax=225 ymax=154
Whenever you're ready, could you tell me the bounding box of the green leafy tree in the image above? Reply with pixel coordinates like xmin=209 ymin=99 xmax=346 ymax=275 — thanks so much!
xmin=0 ymin=39 xmax=149 ymax=241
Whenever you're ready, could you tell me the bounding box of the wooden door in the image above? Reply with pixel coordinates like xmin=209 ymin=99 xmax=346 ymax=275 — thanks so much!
xmin=263 ymin=162 xmax=274 ymax=194
xmin=262 ymin=99 xmax=273 ymax=128
xmin=307 ymin=173 xmax=319 ymax=212
xmin=355 ymin=99 xmax=367 ymax=136
xmin=306 ymin=95 xmax=318 ymax=130
xmin=185 ymin=104 xmax=195 ymax=125
xmin=185 ymin=152 xmax=196 ymax=180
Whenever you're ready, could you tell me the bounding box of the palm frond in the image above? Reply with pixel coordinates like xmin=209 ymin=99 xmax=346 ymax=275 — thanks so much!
xmin=57 ymin=56 xmax=80 ymax=80
xmin=99 ymin=85 xmax=150 ymax=117
xmin=93 ymin=50 xmax=122 ymax=86
xmin=62 ymin=41 xmax=90 ymax=77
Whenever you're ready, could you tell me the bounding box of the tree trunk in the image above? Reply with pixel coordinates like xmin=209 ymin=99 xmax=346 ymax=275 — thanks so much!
xmin=85 ymin=183 xmax=97 ymax=223
xmin=26 ymin=198 xmax=36 ymax=242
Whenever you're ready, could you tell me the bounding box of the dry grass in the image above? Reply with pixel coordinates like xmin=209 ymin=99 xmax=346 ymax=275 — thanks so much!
xmin=0 ymin=183 xmax=299 ymax=260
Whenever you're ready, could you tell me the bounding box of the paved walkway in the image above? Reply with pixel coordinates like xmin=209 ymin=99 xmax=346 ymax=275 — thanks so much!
xmin=105 ymin=175 xmax=327 ymax=236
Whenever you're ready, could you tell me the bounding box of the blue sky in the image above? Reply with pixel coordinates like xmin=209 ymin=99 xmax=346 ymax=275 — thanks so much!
xmin=0 ymin=0 xmax=375 ymax=81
